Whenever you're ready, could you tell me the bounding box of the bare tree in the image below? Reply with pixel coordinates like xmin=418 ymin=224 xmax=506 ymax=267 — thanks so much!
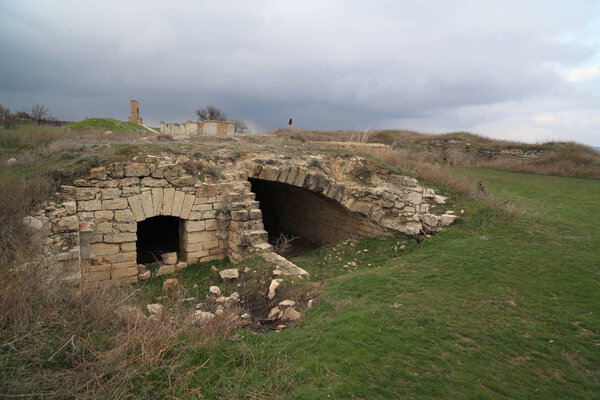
xmin=196 ymin=105 xmax=227 ymax=121
xmin=30 ymin=104 xmax=51 ymax=124
xmin=0 ymin=105 xmax=17 ymax=129
xmin=233 ymin=119 xmax=249 ymax=134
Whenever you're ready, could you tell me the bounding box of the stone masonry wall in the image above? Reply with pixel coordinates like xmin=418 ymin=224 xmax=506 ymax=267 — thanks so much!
xmin=28 ymin=153 xmax=456 ymax=286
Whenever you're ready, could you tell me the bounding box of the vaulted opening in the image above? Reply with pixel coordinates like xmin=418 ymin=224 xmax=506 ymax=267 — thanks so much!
xmin=249 ymin=178 xmax=389 ymax=257
xmin=136 ymin=216 xmax=181 ymax=264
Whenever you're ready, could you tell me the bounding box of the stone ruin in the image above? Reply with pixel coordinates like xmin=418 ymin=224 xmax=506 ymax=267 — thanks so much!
xmin=160 ymin=120 xmax=235 ymax=139
xmin=24 ymin=152 xmax=457 ymax=286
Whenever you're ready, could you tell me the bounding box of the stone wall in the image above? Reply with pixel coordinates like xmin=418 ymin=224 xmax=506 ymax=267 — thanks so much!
xmin=27 ymin=153 xmax=456 ymax=286
xmin=160 ymin=121 xmax=235 ymax=138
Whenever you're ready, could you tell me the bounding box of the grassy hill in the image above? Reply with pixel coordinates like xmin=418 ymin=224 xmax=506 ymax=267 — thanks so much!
xmin=0 ymin=126 xmax=598 ymax=398
xmin=65 ymin=117 xmax=147 ymax=132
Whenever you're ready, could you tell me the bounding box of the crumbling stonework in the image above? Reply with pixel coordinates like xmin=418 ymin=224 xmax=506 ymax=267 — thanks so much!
xmin=27 ymin=151 xmax=456 ymax=286
xmin=160 ymin=120 xmax=235 ymax=138
xmin=128 ymin=100 xmax=142 ymax=124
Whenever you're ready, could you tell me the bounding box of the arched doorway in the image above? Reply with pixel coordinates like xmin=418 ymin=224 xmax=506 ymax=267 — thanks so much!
xmin=136 ymin=216 xmax=181 ymax=264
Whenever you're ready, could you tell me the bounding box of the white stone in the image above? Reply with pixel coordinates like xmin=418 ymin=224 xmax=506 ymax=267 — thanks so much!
xmin=268 ymin=307 xmax=282 ymax=319
xmin=281 ymin=307 xmax=302 ymax=322
xmin=7 ymin=157 xmax=17 ymax=165
xmin=161 ymin=252 xmax=178 ymax=265
xmin=162 ymin=278 xmax=179 ymax=292
xmin=219 ymin=268 xmax=239 ymax=281
xmin=434 ymin=195 xmax=447 ymax=204
xmin=22 ymin=216 xmax=43 ymax=230
xmin=229 ymin=292 xmax=240 ymax=302
xmin=209 ymin=286 xmax=221 ymax=296
xmin=146 ymin=303 xmax=164 ymax=315
xmin=267 ymin=279 xmax=283 ymax=300
xmin=279 ymin=300 xmax=296 ymax=307
xmin=189 ymin=311 xmax=215 ymax=326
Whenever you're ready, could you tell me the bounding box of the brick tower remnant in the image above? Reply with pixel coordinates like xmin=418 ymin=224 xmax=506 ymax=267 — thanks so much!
xmin=128 ymin=100 xmax=142 ymax=124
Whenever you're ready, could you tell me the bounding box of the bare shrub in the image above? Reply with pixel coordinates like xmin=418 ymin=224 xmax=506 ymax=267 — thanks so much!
xmin=0 ymin=173 xmax=52 ymax=266
xmin=272 ymin=233 xmax=299 ymax=255
xmin=0 ymin=263 xmax=241 ymax=398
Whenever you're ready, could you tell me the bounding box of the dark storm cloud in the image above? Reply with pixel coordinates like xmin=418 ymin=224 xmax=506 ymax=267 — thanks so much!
xmin=1 ymin=0 xmax=599 ymax=144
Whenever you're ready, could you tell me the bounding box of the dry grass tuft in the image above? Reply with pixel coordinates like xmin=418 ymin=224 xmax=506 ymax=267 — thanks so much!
xmin=0 ymin=264 xmax=241 ymax=398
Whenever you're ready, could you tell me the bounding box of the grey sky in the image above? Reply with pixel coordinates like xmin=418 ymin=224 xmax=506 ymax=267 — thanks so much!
xmin=1 ymin=0 xmax=599 ymax=145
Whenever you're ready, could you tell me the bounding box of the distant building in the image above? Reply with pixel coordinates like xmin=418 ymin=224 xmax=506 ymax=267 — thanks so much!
xmin=160 ymin=120 xmax=235 ymax=138
xmin=128 ymin=100 xmax=142 ymax=124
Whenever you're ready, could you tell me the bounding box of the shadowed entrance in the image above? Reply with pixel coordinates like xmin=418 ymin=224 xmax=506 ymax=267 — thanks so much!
xmin=136 ymin=216 xmax=181 ymax=264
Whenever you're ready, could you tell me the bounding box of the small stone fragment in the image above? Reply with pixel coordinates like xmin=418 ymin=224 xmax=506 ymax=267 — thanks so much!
xmin=161 ymin=252 xmax=178 ymax=265
xmin=162 ymin=278 xmax=179 ymax=293
xmin=219 ymin=268 xmax=239 ymax=281
xmin=189 ymin=311 xmax=215 ymax=326
xmin=278 ymin=300 xmax=296 ymax=307
xmin=307 ymin=299 xmax=314 ymax=309
xmin=281 ymin=307 xmax=302 ymax=322
xmin=209 ymin=286 xmax=221 ymax=296
xmin=146 ymin=303 xmax=164 ymax=315
xmin=276 ymin=324 xmax=287 ymax=330
xmin=175 ymin=261 xmax=188 ymax=270
xmin=268 ymin=307 xmax=282 ymax=319
xmin=267 ymin=279 xmax=283 ymax=300
xmin=229 ymin=292 xmax=240 ymax=302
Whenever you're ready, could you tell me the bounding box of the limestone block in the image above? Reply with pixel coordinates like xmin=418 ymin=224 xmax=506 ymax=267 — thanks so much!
xmin=141 ymin=177 xmax=168 ymax=187
xmin=75 ymin=187 xmax=99 ymax=200
xmin=192 ymin=203 xmax=213 ymax=211
xmin=112 ymin=266 xmax=138 ymax=279
xmin=124 ymin=163 xmax=150 ymax=177
xmin=267 ymin=279 xmax=283 ymax=299
xmin=83 ymin=270 xmax=111 ymax=282
xmin=78 ymin=200 xmax=102 ymax=212
xmin=101 ymin=188 xmax=122 ymax=200
xmin=54 ymin=216 xmax=79 ymax=232
xmin=277 ymin=166 xmax=290 ymax=183
xmin=182 ymin=250 xmax=210 ymax=261
xmin=162 ymin=187 xmax=175 ymax=215
xmin=405 ymin=192 xmax=423 ymax=205
xmin=231 ymin=210 xmax=249 ymax=221
xmin=258 ymin=166 xmax=280 ymax=181
xmin=219 ymin=268 xmax=239 ymax=281
xmin=151 ymin=188 xmax=164 ymax=215
xmin=63 ymin=201 xmax=77 ymax=215
xmin=180 ymin=193 xmax=195 ymax=219
xmin=114 ymin=209 xmax=135 ymax=222
xmin=421 ymin=214 xmax=439 ymax=227
xmin=94 ymin=222 xmax=113 ymax=234
xmin=127 ymin=195 xmax=145 ymax=221
xmin=182 ymin=230 xmax=215 ymax=244
xmin=157 ymin=265 xmax=177 ymax=276
xmin=99 ymin=251 xmax=136 ymax=264
xmin=140 ymin=191 xmax=155 ymax=218
xmin=96 ymin=180 xmax=119 ymax=188
xmin=293 ymin=169 xmax=307 ymax=187
xmin=90 ymin=167 xmax=108 ymax=179
xmin=285 ymin=166 xmax=298 ymax=185
xmin=171 ymin=190 xmax=185 ymax=216
xmin=104 ymin=233 xmax=137 ymax=243
xmin=91 ymin=243 xmax=120 ymax=256
xmin=161 ymin=252 xmax=178 ymax=265
xmin=281 ymin=308 xmax=302 ymax=322
xmin=172 ymin=176 xmax=195 ymax=187
xmin=102 ymin=198 xmax=128 ymax=210
xmin=440 ymin=214 xmax=458 ymax=226
xmin=121 ymin=242 xmax=136 ymax=252
xmin=120 ymin=177 xmax=139 ymax=187
xmin=182 ymin=241 xmax=204 ymax=252
xmin=184 ymin=220 xmax=205 ymax=232
xmin=107 ymin=165 xmax=125 ymax=178
xmin=94 ymin=210 xmax=114 ymax=220
xmin=204 ymin=219 xmax=218 ymax=230
xmin=153 ymin=164 xmax=180 ymax=180
xmin=196 ymin=184 xmax=218 ymax=197
xmin=122 ymin=187 xmax=140 ymax=195
xmin=175 ymin=262 xmax=187 ymax=271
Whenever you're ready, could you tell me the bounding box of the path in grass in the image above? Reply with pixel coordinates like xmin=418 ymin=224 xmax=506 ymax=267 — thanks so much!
xmin=151 ymin=168 xmax=600 ymax=399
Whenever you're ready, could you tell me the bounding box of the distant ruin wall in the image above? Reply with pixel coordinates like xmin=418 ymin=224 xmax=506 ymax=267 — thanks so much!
xmin=161 ymin=121 xmax=234 ymax=138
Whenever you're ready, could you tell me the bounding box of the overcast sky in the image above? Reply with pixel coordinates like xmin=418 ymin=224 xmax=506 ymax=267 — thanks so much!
xmin=1 ymin=1 xmax=599 ymax=145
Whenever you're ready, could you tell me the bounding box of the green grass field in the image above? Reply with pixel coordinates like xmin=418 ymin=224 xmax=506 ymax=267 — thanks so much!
xmin=126 ymin=167 xmax=599 ymax=399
